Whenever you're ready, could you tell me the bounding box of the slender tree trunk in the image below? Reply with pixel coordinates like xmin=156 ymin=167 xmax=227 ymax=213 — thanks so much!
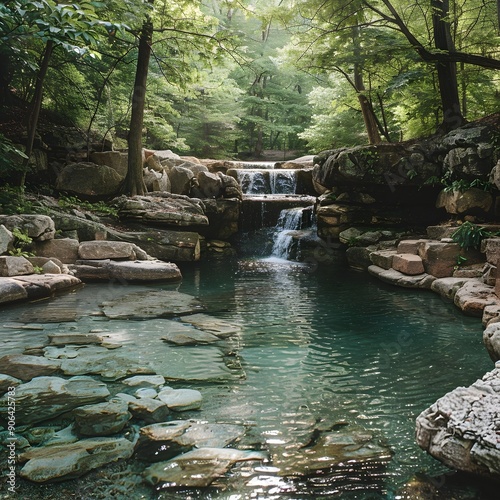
xmin=431 ymin=0 xmax=465 ymax=132
xmin=21 ymin=40 xmax=54 ymax=186
xmin=352 ymin=25 xmax=381 ymax=144
xmin=124 ymin=18 xmax=153 ymax=196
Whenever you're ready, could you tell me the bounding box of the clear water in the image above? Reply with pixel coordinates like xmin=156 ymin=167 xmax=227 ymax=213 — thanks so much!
xmin=0 ymin=256 xmax=494 ymax=499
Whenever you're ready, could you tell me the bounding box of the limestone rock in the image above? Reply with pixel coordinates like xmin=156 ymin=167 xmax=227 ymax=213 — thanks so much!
xmin=101 ymin=290 xmax=205 ymax=319
xmin=44 ymin=345 xmax=155 ymax=381
xmin=56 ymin=162 xmax=123 ymax=197
xmin=41 ymin=260 xmax=62 ymax=274
xmin=0 ymin=224 xmax=14 ymax=254
xmin=157 ymin=387 xmax=203 ymax=411
xmin=33 ymin=238 xmax=80 ymax=264
xmin=483 ymin=323 xmax=500 ymax=361
xmin=392 ymin=253 xmax=425 ymax=275
xmin=78 ymin=241 xmax=138 ymax=260
xmin=0 ymin=277 xmax=28 ymax=303
xmin=169 ymin=166 xmax=195 ymax=195
xmin=143 ymin=448 xmax=267 ymax=487
xmin=19 ymin=437 xmax=134 ymax=483
xmin=0 ymin=376 xmax=110 ymax=425
xmin=116 ymin=393 xmax=170 ymax=424
xmin=10 ymin=273 xmax=81 ymax=300
xmin=0 ymin=256 xmax=34 ymax=277
xmin=369 ymin=249 xmax=396 ymax=270
xmin=368 ymin=265 xmax=436 ymax=289
xmin=196 ymin=171 xmax=222 ymax=198
xmin=0 ymin=214 xmax=55 ymax=241
xmin=135 ymin=420 xmax=246 ymax=462
xmin=431 ymin=277 xmax=473 ymax=300
xmin=436 ymin=188 xmax=493 ymax=215
xmin=416 ymin=365 xmax=500 ymax=481
xmin=453 ymin=280 xmax=499 ymax=316
xmin=0 ymin=354 xmax=60 ymax=381
xmin=73 ymin=398 xmax=131 ymax=436
xmin=89 ymin=151 xmax=128 ymax=178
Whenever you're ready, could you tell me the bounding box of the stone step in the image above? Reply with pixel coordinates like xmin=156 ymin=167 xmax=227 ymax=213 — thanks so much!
xmin=392 ymin=253 xmax=425 ymax=275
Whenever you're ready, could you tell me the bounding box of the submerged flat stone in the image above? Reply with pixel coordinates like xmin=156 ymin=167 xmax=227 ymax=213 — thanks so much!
xmin=0 ymin=376 xmax=109 ymax=425
xmin=143 ymin=447 xmax=267 ymax=487
xmin=122 ymin=375 xmax=166 ymax=388
xmin=161 ymin=322 xmax=221 ymax=345
xmin=157 ymin=387 xmax=203 ymax=411
xmin=101 ymin=290 xmax=205 ymax=319
xmin=180 ymin=313 xmax=242 ymax=338
xmin=136 ymin=420 xmax=246 ymax=462
xmin=19 ymin=437 xmax=134 ymax=483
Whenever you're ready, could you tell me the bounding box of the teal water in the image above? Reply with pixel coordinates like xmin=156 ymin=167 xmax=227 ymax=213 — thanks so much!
xmin=0 ymin=255 xmax=495 ymax=499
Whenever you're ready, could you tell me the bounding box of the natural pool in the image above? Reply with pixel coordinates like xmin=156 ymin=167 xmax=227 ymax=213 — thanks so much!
xmin=0 ymin=254 xmax=495 ymax=499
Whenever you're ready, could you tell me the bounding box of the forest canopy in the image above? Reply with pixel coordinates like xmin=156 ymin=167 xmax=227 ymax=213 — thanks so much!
xmin=1 ymin=0 xmax=499 ymax=164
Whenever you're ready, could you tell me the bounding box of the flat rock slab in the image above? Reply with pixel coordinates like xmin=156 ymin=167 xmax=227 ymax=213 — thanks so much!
xmin=12 ymin=274 xmax=82 ymax=300
xmin=416 ymin=364 xmax=500 ymax=481
xmin=101 ymin=290 xmax=205 ymax=319
xmin=44 ymin=345 xmax=156 ymax=381
xmin=161 ymin=323 xmax=221 ymax=345
xmin=0 ymin=277 xmax=28 ymax=303
xmin=72 ymin=260 xmax=182 ymax=282
xmin=122 ymin=375 xmax=166 ymax=388
xmin=180 ymin=313 xmax=242 ymax=338
xmin=392 ymin=253 xmax=425 ymax=275
xmin=73 ymin=398 xmax=131 ymax=436
xmin=143 ymin=447 xmax=267 ymax=487
xmin=47 ymin=332 xmax=105 ymax=346
xmin=0 ymin=354 xmax=60 ymax=381
xmin=369 ymin=250 xmax=396 ymax=270
xmin=136 ymin=420 xmax=246 ymax=462
xmin=368 ymin=265 xmax=436 ymax=289
xmin=116 ymin=393 xmax=170 ymax=424
xmin=0 ymin=255 xmax=34 ymax=277
xmin=0 ymin=376 xmax=109 ymax=425
xmin=19 ymin=436 xmax=134 ymax=483
xmin=157 ymin=387 xmax=203 ymax=411
xmin=78 ymin=240 xmax=138 ymax=260
xmin=431 ymin=277 xmax=474 ymax=300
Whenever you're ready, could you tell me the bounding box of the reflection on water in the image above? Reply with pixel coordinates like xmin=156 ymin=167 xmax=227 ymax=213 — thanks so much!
xmin=0 ymin=257 xmax=494 ymax=498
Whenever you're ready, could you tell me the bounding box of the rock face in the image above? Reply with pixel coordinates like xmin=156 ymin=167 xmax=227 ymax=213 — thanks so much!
xmin=416 ymin=364 xmax=500 ymax=481
xmin=436 ymin=188 xmax=493 ymax=215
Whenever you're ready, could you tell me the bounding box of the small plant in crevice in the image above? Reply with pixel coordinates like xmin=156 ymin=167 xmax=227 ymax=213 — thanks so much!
xmin=9 ymin=227 xmax=34 ymax=257
xmin=57 ymin=195 xmax=118 ymax=217
xmin=451 ymin=221 xmax=497 ymax=251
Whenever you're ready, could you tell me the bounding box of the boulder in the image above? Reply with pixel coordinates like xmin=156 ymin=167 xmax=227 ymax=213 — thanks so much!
xmin=369 ymin=249 xmax=396 ymax=270
xmin=0 ymin=256 xmax=34 ymax=277
xmin=483 ymin=323 xmax=500 ymax=361
xmin=56 ymin=162 xmax=123 ymax=197
xmin=169 ymin=166 xmax=195 ymax=195
xmin=482 ymin=238 xmax=500 ymax=265
xmin=0 ymin=224 xmax=13 ymax=254
xmin=145 ymin=154 xmax=163 ymax=172
xmin=0 ymin=278 xmax=31 ymax=304
xmin=392 ymin=254 xmax=425 ymax=275
xmin=144 ymin=168 xmax=170 ymax=192
xmin=0 ymin=376 xmax=110 ymax=425
xmin=454 ymin=280 xmax=500 ymax=316
xmin=73 ymin=399 xmax=131 ymax=436
xmin=201 ymin=198 xmax=240 ymax=240
xmin=346 ymin=246 xmax=376 ymax=270
xmin=19 ymin=436 xmax=134 ymax=483
xmin=121 ymin=375 xmax=165 ymax=388
xmin=143 ymin=448 xmax=267 ymax=487
xmin=0 ymin=354 xmax=60 ymax=381
xmin=397 ymin=239 xmax=426 ymax=254
xmin=0 ymin=214 xmax=55 ymax=241
xmin=196 ymin=171 xmax=222 ymax=198
xmin=33 ymin=238 xmax=80 ymax=264
xmin=78 ymin=241 xmax=138 ymax=260
xmin=89 ymin=151 xmax=128 ymax=178
xmin=431 ymin=277 xmax=473 ymax=300
xmin=152 ymin=149 xmax=181 ymax=163
xmin=41 ymin=260 xmax=62 ymax=274
xmin=436 ymin=188 xmax=493 ymax=215
xmin=416 ymin=364 xmax=500 ymax=481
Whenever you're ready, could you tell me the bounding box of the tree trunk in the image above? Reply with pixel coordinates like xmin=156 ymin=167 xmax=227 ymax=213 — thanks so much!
xmin=352 ymin=25 xmax=381 ymax=144
xmin=432 ymin=0 xmax=466 ymax=132
xmin=124 ymin=18 xmax=153 ymax=196
xmin=21 ymin=40 xmax=54 ymax=186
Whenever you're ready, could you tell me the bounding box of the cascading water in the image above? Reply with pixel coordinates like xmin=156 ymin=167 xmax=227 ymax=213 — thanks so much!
xmin=236 ymin=169 xmax=298 ymax=195
xmin=271 ymin=207 xmax=310 ymax=259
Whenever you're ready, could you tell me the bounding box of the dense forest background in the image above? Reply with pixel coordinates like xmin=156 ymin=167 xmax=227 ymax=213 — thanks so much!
xmin=1 ymin=0 xmax=500 ymax=167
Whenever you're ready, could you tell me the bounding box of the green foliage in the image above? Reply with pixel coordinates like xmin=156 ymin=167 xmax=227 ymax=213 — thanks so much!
xmin=0 ymin=186 xmax=37 ymax=214
xmin=57 ymin=195 xmax=118 ymax=217
xmin=0 ymin=134 xmax=29 ymax=177
xmin=451 ymin=222 xmax=495 ymax=251
xmin=9 ymin=227 xmax=34 ymax=257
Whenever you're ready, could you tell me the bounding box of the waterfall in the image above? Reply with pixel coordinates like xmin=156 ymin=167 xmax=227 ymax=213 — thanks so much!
xmin=236 ymin=169 xmax=298 ymax=195
xmin=271 ymin=207 xmax=310 ymax=260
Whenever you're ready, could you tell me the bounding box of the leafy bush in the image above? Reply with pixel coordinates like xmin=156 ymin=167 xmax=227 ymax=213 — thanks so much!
xmin=451 ymin=222 xmax=495 ymax=251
